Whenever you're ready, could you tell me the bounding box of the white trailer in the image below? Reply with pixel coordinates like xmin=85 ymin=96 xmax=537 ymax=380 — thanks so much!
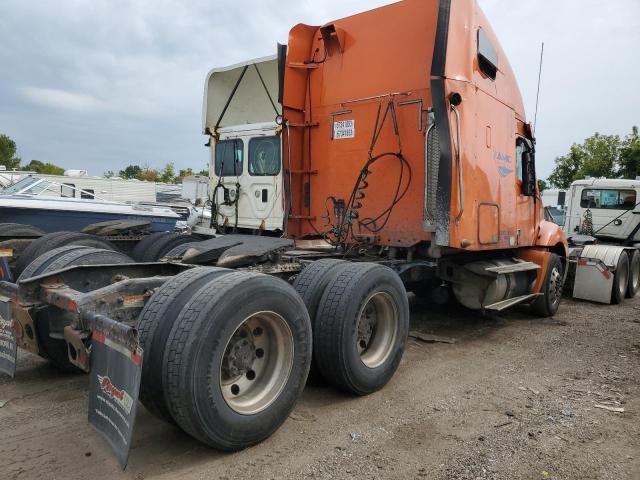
xmin=560 ymin=178 xmax=640 ymax=303
xmin=200 ymin=55 xmax=284 ymax=234
xmin=181 ymin=175 xmax=210 ymax=205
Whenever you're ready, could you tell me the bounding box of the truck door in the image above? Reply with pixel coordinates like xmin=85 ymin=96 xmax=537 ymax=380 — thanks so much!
xmin=245 ymin=133 xmax=283 ymax=231
xmin=212 ymin=125 xmax=284 ymax=232
xmin=211 ymin=137 xmax=244 ymax=229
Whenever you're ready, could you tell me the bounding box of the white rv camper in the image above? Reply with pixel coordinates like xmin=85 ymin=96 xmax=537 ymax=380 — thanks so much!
xmin=2 ymin=171 xmax=157 ymax=202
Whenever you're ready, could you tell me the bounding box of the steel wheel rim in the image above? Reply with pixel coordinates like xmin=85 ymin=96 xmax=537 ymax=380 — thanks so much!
xmin=219 ymin=311 xmax=294 ymax=415
xmin=356 ymin=292 xmax=398 ymax=369
xmin=548 ymin=266 xmax=562 ymax=307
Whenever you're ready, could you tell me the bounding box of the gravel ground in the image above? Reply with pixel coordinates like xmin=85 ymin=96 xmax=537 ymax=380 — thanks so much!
xmin=1 ymin=294 xmax=638 ymax=480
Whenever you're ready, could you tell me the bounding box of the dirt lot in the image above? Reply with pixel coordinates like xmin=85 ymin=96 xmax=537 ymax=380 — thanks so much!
xmin=1 ymin=294 xmax=639 ymax=480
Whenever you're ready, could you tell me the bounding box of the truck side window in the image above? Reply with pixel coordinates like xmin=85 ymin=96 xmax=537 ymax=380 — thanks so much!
xmin=515 ymin=138 xmax=525 ymax=182
xmin=478 ymin=28 xmax=498 ymax=80
xmin=249 ymin=136 xmax=281 ymax=176
xmin=215 ymin=139 xmax=244 ymax=177
xmin=580 ymin=189 xmax=636 ymax=210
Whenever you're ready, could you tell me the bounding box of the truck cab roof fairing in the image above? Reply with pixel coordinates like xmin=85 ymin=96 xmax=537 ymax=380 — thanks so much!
xmin=202 ymin=55 xmax=280 ymax=135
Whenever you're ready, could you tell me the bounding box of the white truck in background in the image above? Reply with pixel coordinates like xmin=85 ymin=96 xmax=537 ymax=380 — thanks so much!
xmin=198 ymin=55 xmax=284 ymax=235
xmin=558 ymin=178 xmax=640 ymax=304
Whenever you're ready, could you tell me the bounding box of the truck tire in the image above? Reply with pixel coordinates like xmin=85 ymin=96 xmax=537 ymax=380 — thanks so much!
xmin=313 ymin=262 xmax=409 ymax=395
xmin=611 ymin=252 xmax=630 ymax=304
xmin=14 ymin=232 xmax=117 ymax=277
xmin=531 ymin=254 xmax=564 ymax=317
xmin=130 ymin=232 xmax=171 ymax=261
xmin=164 ymin=271 xmax=312 ymax=450
xmin=292 ymin=259 xmax=346 ymax=329
xmin=33 ymin=248 xmax=134 ymax=372
xmin=137 ymin=267 xmax=234 ymax=424
xmin=18 ymin=245 xmax=93 ymax=281
xmin=626 ymin=250 xmax=640 ymax=298
xmin=131 ymin=233 xmax=195 ymax=262
xmin=0 ymin=223 xmax=45 ymax=237
xmin=410 ymin=279 xmax=452 ymax=306
xmin=162 ymin=242 xmax=200 ymax=260
xmin=292 ymin=259 xmax=347 ymax=382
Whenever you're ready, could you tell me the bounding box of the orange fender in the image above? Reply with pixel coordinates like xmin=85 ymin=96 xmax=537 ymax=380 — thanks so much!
xmin=536 ymin=220 xmax=568 ymax=258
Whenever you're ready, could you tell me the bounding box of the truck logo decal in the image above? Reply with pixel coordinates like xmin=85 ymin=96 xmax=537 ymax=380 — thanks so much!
xmin=97 ymin=374 xmax=134 ymax=414
xmin=498 ymin=165 xmax=513 ymax=177
xmin=494 ymin=151 xmax=513 ymax=177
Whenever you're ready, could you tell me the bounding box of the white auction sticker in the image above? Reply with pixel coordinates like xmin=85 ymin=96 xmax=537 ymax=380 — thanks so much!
xmin=334 ymin=119 xmax=355 ymax=139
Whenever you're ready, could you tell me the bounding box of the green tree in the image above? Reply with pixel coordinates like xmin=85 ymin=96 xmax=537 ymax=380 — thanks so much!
xmin=618 ymin=126 xmax=640 ymax=179
xmin=118 ymin=164 xmax=143 ymax=179
xmin=547 ymin=144 xmax=586 ymax=189
xmin=0 ymin=134 xmax=22 ymax=170
xmin=548 ymin=132 xmax=621 ymax=189
xmin=580 ymin=133 xmax=620 ymax=178
xmin=176 ymin=167 xmax=194 ymax=183
xmin=138 ymin=165 xmax=159 ymax=182
xmin=25 ymin=159 xmax=65 ymax=175
xmin=104 ymin=170 xmax=115 ymax=178
xmin=197 ymin=167 xmax=209 ymax=176
xmin=537 ymin=179 xmax=548 ymax=193
xmin=159 ymin=162 xmax=176 ymax=183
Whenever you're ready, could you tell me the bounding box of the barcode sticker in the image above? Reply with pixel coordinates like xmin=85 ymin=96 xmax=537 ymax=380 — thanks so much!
xmin=334 ymin=120 xmax=355 ymax=139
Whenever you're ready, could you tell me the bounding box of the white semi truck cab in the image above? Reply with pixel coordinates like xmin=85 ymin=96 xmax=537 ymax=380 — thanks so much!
xmin=564 ymin=178 xmax=640 ymax=244
xmin=200 ymin=55 xmax=284 ymax=234
xmin=559 ymin=178 xmax=640 ymax=303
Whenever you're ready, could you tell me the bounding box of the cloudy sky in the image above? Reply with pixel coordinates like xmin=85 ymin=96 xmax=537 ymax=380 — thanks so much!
xmin=1 ymin=0 xmax=638 ymax=178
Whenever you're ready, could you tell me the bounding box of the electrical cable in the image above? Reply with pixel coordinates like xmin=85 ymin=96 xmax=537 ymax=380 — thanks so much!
xmin=324 ymin=98 xmax=412 ymax=247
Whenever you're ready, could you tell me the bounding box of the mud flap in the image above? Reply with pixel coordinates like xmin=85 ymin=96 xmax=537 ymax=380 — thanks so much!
xmin=0 ymin=296 xmax=16 ymax=377
xmin=88 ymin=327 xmax=143 ymax=468
xmin=572 ymin=257 xmax=614 ymax=304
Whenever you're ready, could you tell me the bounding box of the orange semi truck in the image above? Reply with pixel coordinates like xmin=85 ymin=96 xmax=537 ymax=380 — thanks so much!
xmin=280 ymin=0 xmax=566 ymax=310
xmin=0 ymin=0 xmax=567 ymax=466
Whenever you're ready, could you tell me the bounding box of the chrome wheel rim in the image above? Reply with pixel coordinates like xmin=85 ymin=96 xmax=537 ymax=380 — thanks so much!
xmin=220 ymin=311 xmax=294 ymax=415
xmin=356 ymin=292 xmax=398 ymax=369
xmin=548 ymin=266 xmax=562 ymax=307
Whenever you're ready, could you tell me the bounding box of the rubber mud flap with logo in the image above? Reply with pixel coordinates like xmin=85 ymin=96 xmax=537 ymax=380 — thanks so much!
xmin=88 ymin=328 xmax=143 ymax=468
xmin=0 ymin=297 xmax=17 ymax=377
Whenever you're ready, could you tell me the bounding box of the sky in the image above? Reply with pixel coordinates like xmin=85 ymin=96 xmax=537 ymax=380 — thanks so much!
xmin=0 ymin=0 xmax=639 ymax=179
